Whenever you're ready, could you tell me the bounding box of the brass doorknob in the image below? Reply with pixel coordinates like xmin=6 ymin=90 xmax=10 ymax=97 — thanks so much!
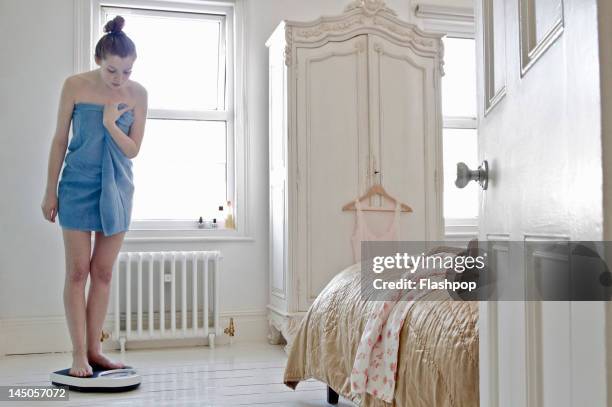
xmin=224 ymin=318 xmax=235 ymax=337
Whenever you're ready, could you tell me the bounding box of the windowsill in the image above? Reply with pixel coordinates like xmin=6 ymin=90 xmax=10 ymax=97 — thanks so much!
xmin=118 ymin=228 xmax=254 ymax=243
xmin=444 ymin=217 xmax=478 ymax=240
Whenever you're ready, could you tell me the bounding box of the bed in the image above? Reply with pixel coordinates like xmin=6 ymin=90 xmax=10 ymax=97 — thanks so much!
xmin=283 ymin=248 xmax=479 ymax=407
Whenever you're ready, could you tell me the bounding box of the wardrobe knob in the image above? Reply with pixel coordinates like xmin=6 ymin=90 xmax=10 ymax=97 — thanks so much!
xmin=455 ymin=160 xmax=488 ymax=190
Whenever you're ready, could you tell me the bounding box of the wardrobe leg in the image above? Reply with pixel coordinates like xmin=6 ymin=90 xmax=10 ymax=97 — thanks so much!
xmin=327 ymin=386 xmax=339 ymax=405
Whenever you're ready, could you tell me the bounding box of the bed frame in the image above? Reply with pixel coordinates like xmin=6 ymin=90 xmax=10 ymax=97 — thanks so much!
xmin=327 ymin=386 xmax=339 ymax=404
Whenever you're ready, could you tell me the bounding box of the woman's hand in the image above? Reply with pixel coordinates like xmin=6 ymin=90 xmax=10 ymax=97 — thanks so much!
xmin=103 ymin=102 xmax=132 ymax=128
xmin=41 ymin=191 xmax=58 ymax=223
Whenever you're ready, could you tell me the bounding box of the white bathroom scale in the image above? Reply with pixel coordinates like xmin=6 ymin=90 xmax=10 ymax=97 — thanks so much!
xmin=50 ymin=364 xmax=141 ymax=392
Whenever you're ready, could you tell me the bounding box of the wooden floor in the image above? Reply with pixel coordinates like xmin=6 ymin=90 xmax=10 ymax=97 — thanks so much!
xmin=0 ymin=342 xmax=356 ymax=406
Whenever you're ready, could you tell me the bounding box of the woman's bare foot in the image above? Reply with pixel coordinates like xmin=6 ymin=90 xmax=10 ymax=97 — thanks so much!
xmin=87 ymin=350 xmax=125 ymax=370
xmin=69 ymin=353 xmax=93 ymax=377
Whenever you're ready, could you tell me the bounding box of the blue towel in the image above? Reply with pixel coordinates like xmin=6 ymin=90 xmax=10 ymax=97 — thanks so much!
xmin=58 ymin=102 xmax=135 ymax=237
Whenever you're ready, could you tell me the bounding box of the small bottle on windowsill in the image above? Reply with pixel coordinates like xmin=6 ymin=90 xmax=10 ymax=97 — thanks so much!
xmin=217 ymin=205 xmax=226 ymax=229
xmin=225 ymin=200 xmax=235 ymax=229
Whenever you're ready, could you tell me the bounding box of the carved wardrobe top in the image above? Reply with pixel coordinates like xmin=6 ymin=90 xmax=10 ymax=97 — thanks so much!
xmin=266 ymin=0 xmax=445 ymax=73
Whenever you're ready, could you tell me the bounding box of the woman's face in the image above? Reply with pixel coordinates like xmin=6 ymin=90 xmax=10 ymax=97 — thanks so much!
xmin=96 ymin=54 xmax=136 ymax=89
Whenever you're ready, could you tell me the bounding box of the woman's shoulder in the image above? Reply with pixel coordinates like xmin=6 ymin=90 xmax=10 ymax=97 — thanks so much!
xmin=61 ymin=72 xmax=96 ymax=100
xmin=127 ymin=80 xmax=147 ymax=98
xmin=65 ymin=71 xmax=96 ymax=87
xmin=126 ymin=80 xmax=148 ymax=107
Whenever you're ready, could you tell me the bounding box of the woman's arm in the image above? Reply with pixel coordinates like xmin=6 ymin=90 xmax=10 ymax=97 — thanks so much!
xmin=41 ymin=77 xmax=75 ymax=222
xmin=103 ymin=84 xmax=148 ymax=159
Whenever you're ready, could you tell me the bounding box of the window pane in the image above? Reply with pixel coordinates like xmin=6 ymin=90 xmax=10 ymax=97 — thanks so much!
xmin=442 ymin=38 xmax=477 ymax=118
xmin=132 ymin=119 xmax=227 ymax=221
xmin=102 ymin=9 xmax=223 ymax=111
xmin=443 ymin=128 xmax=479 ymax=219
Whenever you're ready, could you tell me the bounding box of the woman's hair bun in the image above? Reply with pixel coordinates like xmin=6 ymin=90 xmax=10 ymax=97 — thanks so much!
xmin=95 ymin=15 xmax=135 ymax=58
xmin=104 ymin=15 xmax=125 ymax=34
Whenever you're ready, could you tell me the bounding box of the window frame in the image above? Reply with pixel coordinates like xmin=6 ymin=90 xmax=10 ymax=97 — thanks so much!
xmin=412 ymin=3 xmax=479 ymax=239
xmin=442 ymin=36 xmax=479 ymax=239
xmin=75 ymin=0 xmax=250 ymax=241
xmin=98 ymin=5 xmax=233 ymax=231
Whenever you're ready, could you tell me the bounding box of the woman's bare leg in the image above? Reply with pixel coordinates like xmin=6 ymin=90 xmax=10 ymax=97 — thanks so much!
xmin=86 ymin=231 xmax=126 ymax=369
xmin=62 ymin=229 xmax=93 ymax=377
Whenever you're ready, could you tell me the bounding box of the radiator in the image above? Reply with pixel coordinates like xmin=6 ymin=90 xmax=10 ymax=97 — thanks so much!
xmin=112 ymin=250 xmax=222 ymax=352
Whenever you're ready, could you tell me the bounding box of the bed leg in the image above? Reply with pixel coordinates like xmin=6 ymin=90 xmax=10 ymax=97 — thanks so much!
xmin=327 ymin=386 xmax=339 ymax=405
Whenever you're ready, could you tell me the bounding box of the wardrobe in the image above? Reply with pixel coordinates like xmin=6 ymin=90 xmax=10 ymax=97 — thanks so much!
xmin=266 ymin=0 xmax=445 ymax=345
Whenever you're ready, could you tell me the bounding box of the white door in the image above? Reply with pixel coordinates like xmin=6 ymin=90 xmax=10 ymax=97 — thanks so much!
xmin=295 ymin=34 xmax=370 ymax=311
xmin=475 ymin=0 xmax=608 ymax=406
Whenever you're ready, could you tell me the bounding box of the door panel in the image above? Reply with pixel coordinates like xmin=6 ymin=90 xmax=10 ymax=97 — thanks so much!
xmin=482 ymin=0 xmax=507 ymax=114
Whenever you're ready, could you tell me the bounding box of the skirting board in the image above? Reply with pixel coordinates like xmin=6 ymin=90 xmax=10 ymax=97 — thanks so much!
xmin=0 ymin=309 xmax=267 ymax=356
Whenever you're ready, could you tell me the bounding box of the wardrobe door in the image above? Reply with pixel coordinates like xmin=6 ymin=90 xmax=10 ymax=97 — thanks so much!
xmin=295 ymin=34 xmax=369 ymax=311
xmin=367 ymin=33 xmax=444 ymax=241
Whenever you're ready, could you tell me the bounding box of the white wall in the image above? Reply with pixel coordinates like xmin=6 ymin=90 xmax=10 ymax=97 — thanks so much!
xmin=0 ymin=0 xmax=81 ymax=350
xmin=0 ymin=0 xmax=451 ymax=354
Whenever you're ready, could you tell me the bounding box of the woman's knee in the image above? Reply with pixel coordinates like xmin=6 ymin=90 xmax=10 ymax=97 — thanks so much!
xmin=90 ymin=261 xmax=114 ymax=285
xmin=66 ymin=261 xmax=90 ymax=284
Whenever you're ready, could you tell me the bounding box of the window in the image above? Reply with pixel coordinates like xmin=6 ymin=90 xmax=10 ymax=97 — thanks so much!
xmin=441 ymin=37 xmax=479 ymax=233
xmin=98 ymin=4 xmax=236 ymax=231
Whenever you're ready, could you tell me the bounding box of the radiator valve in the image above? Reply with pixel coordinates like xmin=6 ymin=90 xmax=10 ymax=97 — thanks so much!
xmin=224 ymin=318 xmax=235 ymax=337
xmin=100 ymin=330 xmax=110 ymax=342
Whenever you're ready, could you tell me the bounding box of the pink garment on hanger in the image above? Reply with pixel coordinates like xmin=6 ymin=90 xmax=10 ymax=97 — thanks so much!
xmin=350 ymin=199 xmax=401 ymax=264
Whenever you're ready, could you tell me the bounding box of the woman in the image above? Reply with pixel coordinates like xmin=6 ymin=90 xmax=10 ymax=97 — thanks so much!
xmin=40 ymin=15 xmax=147 ymax=377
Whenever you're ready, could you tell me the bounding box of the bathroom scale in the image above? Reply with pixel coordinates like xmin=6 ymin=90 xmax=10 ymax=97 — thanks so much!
xmin=50 ymin=364 xmax=141 ymax=392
